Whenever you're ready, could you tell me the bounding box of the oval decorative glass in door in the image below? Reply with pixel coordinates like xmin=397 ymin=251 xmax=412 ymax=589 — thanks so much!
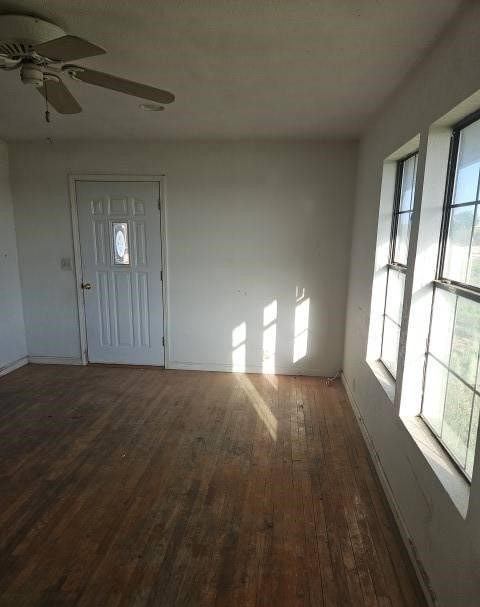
xmin=112 ymin=222 xmax=129 ymax=265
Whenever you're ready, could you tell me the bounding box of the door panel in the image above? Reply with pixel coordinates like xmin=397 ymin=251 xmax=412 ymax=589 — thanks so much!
xmin=77 ymin=181 xmax=164 ymax=365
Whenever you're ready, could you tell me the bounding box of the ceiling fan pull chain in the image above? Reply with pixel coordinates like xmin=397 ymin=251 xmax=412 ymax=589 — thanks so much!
xmin=44 ymin=85 xmax=51 ymax=123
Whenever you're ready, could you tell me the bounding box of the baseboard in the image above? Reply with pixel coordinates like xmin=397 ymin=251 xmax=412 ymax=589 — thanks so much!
xmin=341 ymin=372 xmax=436 ymax=607
xmin=4 ymin=355 xmax=326 ymax=375
xmin=28 ymin=356 xmax=84 ymax=366
xmin=0 ymin=356 xmax=28 ymax=378
xmin=168 ymin=360 xmax=326 ymax=376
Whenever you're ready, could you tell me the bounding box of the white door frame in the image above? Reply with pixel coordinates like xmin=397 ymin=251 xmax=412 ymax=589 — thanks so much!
xmin=69 ymin=174 xmax=169 ymax=367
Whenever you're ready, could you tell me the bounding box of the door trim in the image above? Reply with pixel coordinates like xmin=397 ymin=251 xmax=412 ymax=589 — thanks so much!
xmin=69 ymin=174 xmax=169 ymax=367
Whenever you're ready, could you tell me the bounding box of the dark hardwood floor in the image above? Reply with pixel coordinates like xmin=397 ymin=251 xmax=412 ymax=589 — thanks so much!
xmin=0 ymin=365 xmax=426 ymax=606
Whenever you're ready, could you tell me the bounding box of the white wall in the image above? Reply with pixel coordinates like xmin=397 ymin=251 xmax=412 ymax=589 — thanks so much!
xmin=344 ymin=3 xmax=480 ymax=606
xmin=0 ymin=141 xmax=26 ymax=371
xmin=9 ymin=141 xmax=357 ymax=375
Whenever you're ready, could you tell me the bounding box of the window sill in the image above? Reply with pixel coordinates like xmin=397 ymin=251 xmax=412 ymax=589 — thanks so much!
xmin=401 ymin=415 xmax=469 ymax=519
xmin=367 ymin=359 xmax=395 ymax=404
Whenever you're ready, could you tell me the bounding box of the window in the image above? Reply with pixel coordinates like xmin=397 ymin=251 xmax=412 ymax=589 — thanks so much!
xmin=422 ymin=113 xmax=480 ymax=480
xmin=380 ymin=153 xmax=418 ymax=378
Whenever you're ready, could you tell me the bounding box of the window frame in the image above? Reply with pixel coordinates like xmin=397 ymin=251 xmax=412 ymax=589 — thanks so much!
xmin=389 ymin=150 xmax=418 ymax=271
xmin=421 ymin=109 xmax=480 ymax=482
xmin=380 ymin=151 xmax=418 ymax=379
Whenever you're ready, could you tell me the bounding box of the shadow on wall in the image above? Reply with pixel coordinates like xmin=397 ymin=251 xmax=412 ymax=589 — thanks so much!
xmin=231 ymin=285 xmax=311 ymax=376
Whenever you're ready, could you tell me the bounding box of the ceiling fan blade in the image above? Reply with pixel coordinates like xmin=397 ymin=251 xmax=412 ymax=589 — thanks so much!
xmin=34 ymin=35 xmax=105 ymax=61
xmin=37 ymin=77 xmax=82 ymax=114
xmin=0 ymin=57 xmax=21 ymax=70
xmin=64 ymin=65 xmax=175 ymax=104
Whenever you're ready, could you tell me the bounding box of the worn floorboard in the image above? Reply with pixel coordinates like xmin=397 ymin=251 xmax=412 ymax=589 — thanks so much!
xmin=0 ymin=365 xmax=426 ymax=606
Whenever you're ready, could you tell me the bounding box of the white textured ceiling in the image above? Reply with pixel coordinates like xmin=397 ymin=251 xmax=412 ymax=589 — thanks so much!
xmin=0 ymin=0 xmax=464 ymax=141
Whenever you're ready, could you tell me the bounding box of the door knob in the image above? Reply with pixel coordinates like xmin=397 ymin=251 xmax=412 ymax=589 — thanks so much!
xmin=81 ymin=282 xmax=92 ymax=290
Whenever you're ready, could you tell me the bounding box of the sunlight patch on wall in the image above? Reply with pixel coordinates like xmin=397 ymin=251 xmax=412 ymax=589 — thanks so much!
xmin=232 ymin=321 xmax=246 ymax=372
xmin=296 ymin=286 xmax=306 ymax=302
xmin=263 ymin=300 xmax=277 ymax=326
xmin=293 ymin=288 xmax=310 ymax=363
xmin=263 ymin=299 xmax=277 ymax=374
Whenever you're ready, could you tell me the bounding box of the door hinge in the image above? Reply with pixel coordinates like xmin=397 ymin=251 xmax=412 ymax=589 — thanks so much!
xmin=158 ymin=198 xmax=161 ymax=210
xmin=160 ymin=270 xmax=163 ymax=282
xmin=162 ymin=337 xmax=165 ymax=347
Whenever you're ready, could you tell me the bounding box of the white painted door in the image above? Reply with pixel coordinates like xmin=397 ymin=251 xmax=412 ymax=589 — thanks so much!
xmin=76 ymin=181 xmax=164 ymax=365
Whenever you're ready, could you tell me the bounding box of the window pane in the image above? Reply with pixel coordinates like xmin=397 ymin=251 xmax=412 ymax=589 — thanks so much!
xmin=450 ymin=296 xmax=480 ymax=387
xmin=466 ymin=396 xmax=480 ymax=479
xmin=453 ymin=121 xmax=480 ymax=205
xmin=441 ymin=373 xmax=474 ymax=466
xmin=393 ymin=211 xmax=412 ymax=265
xmin=399 ymin=155 xmax=417 ymax=212
xmin=381 ymin=317 xmax=400 ymax=378
xmin=429 ymin=288 xmax=456 ymax=366
xmin=443 ymin=205 xmax=474 ymax=283
xmin=385 ymin=268 xmax=405 ymax=326
xmin=423 ymin=291 xmax=480 ymax=477
xmin=113 ymin=222 xmax=130 ymax=265
xmin=422 ymin=355 xmax=448 ymax=435
xmin=466 ymin=206 xmax=480 ymax=287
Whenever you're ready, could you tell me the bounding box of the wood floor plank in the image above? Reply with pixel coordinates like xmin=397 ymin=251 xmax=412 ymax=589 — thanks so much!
xmin=0 ymin=365 xmax=427 ymax=607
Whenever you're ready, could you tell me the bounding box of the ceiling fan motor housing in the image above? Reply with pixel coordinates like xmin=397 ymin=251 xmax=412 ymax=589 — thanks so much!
xmin=0 ymin=14 xmax=64 ymax=59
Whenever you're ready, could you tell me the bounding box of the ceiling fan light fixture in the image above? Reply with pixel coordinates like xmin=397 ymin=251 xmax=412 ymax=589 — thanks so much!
xmin=20 ymin=63 xmax=44 ymax=87
xmin=139 ymin=103 xmax=165 ymax=112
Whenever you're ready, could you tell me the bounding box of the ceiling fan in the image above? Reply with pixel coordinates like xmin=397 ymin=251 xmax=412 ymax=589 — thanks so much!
xmin=0 ymin=14 xmax=175 ymax=120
